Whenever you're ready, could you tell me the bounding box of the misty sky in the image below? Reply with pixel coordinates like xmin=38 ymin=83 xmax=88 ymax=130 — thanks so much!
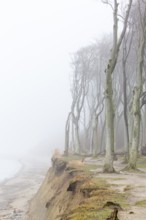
xmin=0 ymin=0 xmax=113 ymax=157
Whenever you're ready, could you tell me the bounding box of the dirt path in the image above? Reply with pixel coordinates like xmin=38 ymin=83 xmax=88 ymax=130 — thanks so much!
xmin=0 ymin=156 xmax=50 ymax=220
xmin=85 ymin=157 xmax=146 ymax=220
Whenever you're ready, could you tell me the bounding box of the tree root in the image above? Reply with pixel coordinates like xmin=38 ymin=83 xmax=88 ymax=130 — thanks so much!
xmin=106 ymin=208 xmax=119 ymax=220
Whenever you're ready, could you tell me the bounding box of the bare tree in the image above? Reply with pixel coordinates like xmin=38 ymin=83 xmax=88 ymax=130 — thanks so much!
xmin=128 ymin=1 xmax=146 ymax=169
xmin=103 ymin=0 xmax=133 ymax=172
xmin=120 ymin=26 xmax=134 ymax=160
xmin=64 ymin=112 xmax=71 ymax=156
xmin=66 ymin=47 xmax=96 ymax=154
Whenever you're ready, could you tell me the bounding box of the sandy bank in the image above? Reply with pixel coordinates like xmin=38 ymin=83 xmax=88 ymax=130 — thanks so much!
xmin=0 ymin=156 xmax=50 ymax=220
xmin=28 ymin=156 xmax=146 ymax=220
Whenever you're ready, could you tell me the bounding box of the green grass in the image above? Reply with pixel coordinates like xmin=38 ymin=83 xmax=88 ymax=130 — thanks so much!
xmin=137 ymin=157 xmax=146 ymax=169
xmin=62 ymin=155 xmax=83 ymax=162
xmin=62 ymin=155 xmax=102 ymax=174
xmin=83 ymin=163 xmax=102 ymax=172
xmin=109 ymin=177 xmax=126 ymax=181
xmin=135 ymin=200 xmax=146 ymax=206
xmin=58 ymin=155 xmax=130 ymax=220
xmin=124 ymin=184 xmax=133 ymax=191
xmin=64 ymin=176 xmax=128 ymax=220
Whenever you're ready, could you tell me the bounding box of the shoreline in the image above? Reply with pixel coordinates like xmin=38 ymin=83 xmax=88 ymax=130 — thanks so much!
xmin=0 ymin=156 xmax=50 ymax=220
xmin=0 ymin=160 xmax=25 ymax=188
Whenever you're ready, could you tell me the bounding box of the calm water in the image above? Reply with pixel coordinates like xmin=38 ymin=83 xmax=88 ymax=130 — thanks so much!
xmin=0 ymin=159 xmax=22 ymax=183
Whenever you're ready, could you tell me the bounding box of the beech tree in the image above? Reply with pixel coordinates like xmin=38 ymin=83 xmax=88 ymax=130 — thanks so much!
xmin=121 ymin=28 xmax=134 ymax=159
xmin=64 ymin=40 xmax=110 ymax=156
xmin=64 ymin=0 xmax=146 ymax=176
xmin=128 ymin=1 xmax=146 ymax=169
xmin=103 ymin=0 xmax=133 ymax=172
xmin=65 ymin=46 xmax=97 ymax=154
xmin=64 ymin=112 xmax=71 ymax=156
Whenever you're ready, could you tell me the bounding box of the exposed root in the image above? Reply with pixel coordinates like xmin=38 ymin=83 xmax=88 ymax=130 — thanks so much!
xmin=106 ymin=208 xmax=119 ymax=220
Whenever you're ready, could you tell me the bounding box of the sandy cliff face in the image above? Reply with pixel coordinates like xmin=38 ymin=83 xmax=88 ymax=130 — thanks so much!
xmin=28 ymin=157 xmax=128 ymax=220
xmin=28 ymin=157 xmax=86 ymax=220
xmin=28 ymin=156 xmax=146 ymax=220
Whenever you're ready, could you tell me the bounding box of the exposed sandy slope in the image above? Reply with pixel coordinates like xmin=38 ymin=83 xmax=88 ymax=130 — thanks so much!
xmin=0 ymin=156 xmax=50 ymax=220
xmin=86 ymin=157 xmax=146 ymax=220
xmin=1 ymin=156 xmax=146 ymax=220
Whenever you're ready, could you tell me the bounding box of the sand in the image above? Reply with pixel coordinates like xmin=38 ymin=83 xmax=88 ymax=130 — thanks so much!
xmin=0 ymin=156 xmax=50 ymax=220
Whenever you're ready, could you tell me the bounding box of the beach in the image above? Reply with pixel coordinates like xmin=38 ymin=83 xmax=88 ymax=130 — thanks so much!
xmin=0 ymin=156 xmax=50 ymax=220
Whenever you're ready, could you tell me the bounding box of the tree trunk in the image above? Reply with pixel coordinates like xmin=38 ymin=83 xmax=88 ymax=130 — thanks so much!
xmin=71 ymin=120 xmax=75 ymax=152
xmin=103 ymin=69 xmax=115 ymax=172
xmin=129 ymin=87 xmax=141 ymax=168
xmin=64 ymin=113 xmax=71 ymax=156
xmin=103 ymin=0 xmax=132 ymax=172
xmin=100 ymin=121 xmax=105 ymax=153
xmin=123 ymin=58 xmax=129 ymax=156
xmin=74 ymin=121 xmax=81 ymax=154
xmin=129 ymin=6 xmax=146 ymax=168
xmin=91 ymin=115 xmax=98 ymax=157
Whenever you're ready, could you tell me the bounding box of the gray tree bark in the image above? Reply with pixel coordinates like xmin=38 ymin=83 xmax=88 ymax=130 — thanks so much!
xmin=129 ymin=5 xmax=146 ymax=168
xmin=103 ymin=0 xmax=133 ymax=172
xmin=64 ymin=113 xmax=71 ymax=156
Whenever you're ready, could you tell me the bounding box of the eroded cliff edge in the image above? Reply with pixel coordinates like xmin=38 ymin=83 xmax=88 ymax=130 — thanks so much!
xmin=28 ymin=157 xmax=127 ymax=220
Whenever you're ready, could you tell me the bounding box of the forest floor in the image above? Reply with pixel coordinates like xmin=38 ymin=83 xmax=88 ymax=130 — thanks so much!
xmin=85 ymin=156 xmax=146 ymax=220
xmin=0 ymin=156 xmax=50 ymax=220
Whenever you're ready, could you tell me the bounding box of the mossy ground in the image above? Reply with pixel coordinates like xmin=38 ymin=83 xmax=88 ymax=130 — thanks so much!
xmin=137 ymin=156 xmax=146 ymax=169
xmin=62 ymin=155 xmax=83 ymax=162
xmin=135 ymin=200 xmax=146 ymax=206
xmin=121 ymin=166 xmax=143 ymax=173
xmin=121 ymin=156 xmax=146 ymax=172
xmin=124 ymin=184 xmax=133 ymax=191
xmin=109 ymin=177 xmax=125 ymax=181
xmin=64 ymin=175 xmax=128 ymax=220
xmin=62 ymin=155 xmax=101 ymax=174
xmin=29 ymin=155 xmax=146 ymax=220
xmin=60 ymin=155 xmax=138 ymax=219
xmin=83 ymin=163 xmax=102 ymax=172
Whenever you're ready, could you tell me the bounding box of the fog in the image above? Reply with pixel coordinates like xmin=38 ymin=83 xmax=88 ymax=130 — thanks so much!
xmin=0 ymin=0 xmax=112 ymax=158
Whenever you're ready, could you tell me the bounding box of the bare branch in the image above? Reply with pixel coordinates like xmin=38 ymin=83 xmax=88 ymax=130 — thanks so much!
xmin=101 ymin=0 xmax=114 ymax=10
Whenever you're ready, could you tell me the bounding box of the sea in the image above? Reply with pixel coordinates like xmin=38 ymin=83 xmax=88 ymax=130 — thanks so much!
xmin=0 ymin=159 xmax=22 ymax=183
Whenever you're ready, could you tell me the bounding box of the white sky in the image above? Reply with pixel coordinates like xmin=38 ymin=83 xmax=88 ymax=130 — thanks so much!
xmin=0 ymin=0 xmax=113 ymax=157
